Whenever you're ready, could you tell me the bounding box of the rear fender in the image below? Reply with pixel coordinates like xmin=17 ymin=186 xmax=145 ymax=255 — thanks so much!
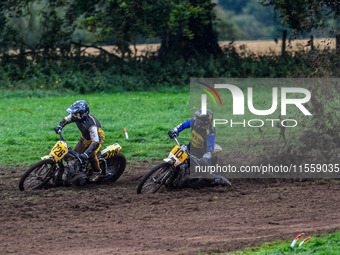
xmin=100 ymin=143 xmax=122 ymax=159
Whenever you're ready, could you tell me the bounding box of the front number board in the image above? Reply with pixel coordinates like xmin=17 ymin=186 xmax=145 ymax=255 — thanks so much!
xmin=50 ymin=141 xmax=68 ymax=161
xmin=168 ymin=145 xmax=188 ymax=166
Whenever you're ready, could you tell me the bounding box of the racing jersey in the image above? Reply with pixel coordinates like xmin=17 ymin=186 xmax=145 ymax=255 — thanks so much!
xmin=176 ymin=118 xmax=215 ymax=155
xmin=59 ymin=114 xmax=105 ymax=156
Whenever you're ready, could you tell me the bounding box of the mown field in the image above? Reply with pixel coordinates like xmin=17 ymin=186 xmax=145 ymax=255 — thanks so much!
xmin=83 ymin=38 xmax=336 ymax=57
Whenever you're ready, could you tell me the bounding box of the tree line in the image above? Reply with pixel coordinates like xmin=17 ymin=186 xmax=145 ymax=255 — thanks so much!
xmin=0 ymin=0 xmax=220 ymax=62
xmin=0 ymin=0 xmax=338 ymax=64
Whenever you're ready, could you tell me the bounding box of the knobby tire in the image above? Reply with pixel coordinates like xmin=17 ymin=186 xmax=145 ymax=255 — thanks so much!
xmin=105 ymin=153 xmax=126 ymax=183
xmin=137 ymin=163 xmax=172 ymax=194
xmin=19 ymin=159 xmax=55 ymax=191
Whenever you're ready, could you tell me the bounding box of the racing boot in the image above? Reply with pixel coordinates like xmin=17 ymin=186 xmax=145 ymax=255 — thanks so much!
xmin=89 ymin=155 xmax=105 ymax=182
xmin=210 ymin=174 xmax=231 ymax=186
xmin=212 ymin=177 xmax=232 ymax=186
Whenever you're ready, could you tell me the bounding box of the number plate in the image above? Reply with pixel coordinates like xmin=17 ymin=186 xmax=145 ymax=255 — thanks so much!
xmin=50 ymin=141 xmax=68 ymax=161
xmin=169 ymin=145 xmax=188 ymax=166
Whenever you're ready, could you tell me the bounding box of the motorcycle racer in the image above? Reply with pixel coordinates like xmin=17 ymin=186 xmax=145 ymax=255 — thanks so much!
xmin=168 ymin=109 xmax=231 ymax=186
xmin=54 ymin=100 xmax=105 ymax=181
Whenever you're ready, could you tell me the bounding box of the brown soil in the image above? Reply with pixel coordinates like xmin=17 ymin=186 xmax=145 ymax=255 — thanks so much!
xmin=0 ymin=161 xmax=339 ymax=255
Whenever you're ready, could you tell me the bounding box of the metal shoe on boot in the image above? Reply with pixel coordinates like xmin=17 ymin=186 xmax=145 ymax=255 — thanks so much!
xmin=89 ymin=156 xmax=104 ymax=182
xmin=90 ymin=172 xmax=104 ymax=182
xmin=212 ymin=177 xmax=232 ymax=186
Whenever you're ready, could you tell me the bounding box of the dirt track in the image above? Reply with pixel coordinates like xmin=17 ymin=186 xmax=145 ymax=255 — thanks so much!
xmin=1 ymin=161 xmax=339 ymax=255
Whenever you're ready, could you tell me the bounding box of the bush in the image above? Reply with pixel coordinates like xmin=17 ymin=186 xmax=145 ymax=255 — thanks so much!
xmin=0 ymin=47 xmax=339 ymax=93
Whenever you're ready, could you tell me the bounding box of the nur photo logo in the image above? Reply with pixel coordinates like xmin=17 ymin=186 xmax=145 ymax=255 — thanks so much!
xmin=196 ymin=79 xmax=312 ymax=128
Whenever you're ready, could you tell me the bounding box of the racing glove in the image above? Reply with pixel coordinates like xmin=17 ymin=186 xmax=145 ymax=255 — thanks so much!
xmin=168 ymin=127 xmax=178 ymax=138
xmin=203 ymin=152 xmax=212 ymax=161
xmin=54 ymin=125 xmax=62 ymax=134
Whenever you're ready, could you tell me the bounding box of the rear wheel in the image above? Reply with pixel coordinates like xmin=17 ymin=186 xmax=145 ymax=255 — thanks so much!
xmin=104 ymin=153 xmax=126 ymax=183
xmin=19 ymin=159 xmax=56 ymax=191
xmin=137 ymin=163 xmax=173 ymax=194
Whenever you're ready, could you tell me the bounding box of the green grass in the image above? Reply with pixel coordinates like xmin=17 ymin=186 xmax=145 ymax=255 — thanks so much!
xmin=216 ymin=231 xmax=340 ymax=255
xmin=0 ymin=87 xmax=286 ymax=167
xmin=0 ymin=90 xmax=191 ymax=166
xmin=0 ymin=80 xmax=338 ymax=167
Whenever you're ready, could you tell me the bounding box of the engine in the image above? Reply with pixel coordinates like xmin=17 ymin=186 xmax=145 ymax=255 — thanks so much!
xmin=62 ymin=159 xmax=85 ymax=185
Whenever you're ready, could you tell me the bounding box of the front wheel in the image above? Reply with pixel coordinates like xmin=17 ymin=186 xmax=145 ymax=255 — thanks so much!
xmin=19 ymin=159 xmax=56 ymax=191
xmin=137 ymin=163 xmax=173 ymax=194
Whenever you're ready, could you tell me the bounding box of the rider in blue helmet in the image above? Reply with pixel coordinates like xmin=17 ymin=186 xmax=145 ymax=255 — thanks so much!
xmin=168 ymin=109 xmax=231 ymax=186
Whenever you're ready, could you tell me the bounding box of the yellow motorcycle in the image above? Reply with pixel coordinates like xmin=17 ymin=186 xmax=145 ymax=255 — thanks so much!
xmin=19 ymin=131 xmax=126 ymax=191
xmin=136 ymin=135 xmax=223 ymax=194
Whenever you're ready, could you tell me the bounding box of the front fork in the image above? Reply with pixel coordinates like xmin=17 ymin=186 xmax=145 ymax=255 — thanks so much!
xmin=166 ymin=163 xmax=185 ymax=187
xmin=52 ymin=161 xmax=64 ymax=186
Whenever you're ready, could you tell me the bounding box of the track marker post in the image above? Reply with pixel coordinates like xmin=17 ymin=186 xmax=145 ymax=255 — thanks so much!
xmin=290 ymin=233 xmax=304 ymax=248
xmin=124 ymin=128 xmax=129 ymax=139
xmin=298 ymin=237 xmax=311 ymax=247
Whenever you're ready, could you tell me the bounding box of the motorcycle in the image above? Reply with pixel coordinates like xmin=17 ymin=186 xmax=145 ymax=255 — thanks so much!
xmin=19 ymin=130 xmax=126 ymax=191
xmin=136 ymin=135 xmax=222 ymax=194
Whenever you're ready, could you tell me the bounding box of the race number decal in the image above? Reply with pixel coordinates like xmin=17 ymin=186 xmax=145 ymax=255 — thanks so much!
xmin=169 ymin=145 xmax=188 ymax=166
xmin=50 ymin=141 xmax=68 ymax=161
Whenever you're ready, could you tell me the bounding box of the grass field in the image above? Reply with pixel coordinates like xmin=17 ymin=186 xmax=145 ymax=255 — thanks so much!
xmin=0 ymin=90 xmax=192 ymax=166
xmin=0 ymin=87 xmax=300 ymax=167
xmin=224 ymin=231 xmax=340 ymax=255
xmin=1 ymin=79 xmax=337 ymax=167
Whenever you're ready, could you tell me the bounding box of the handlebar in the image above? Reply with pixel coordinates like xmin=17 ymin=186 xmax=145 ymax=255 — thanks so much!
xmin=58 ymin=131 xmax=65 ymax=142
xmin=56 ymin=129 xmax=87 ymax=165
xmin=173 ymin=136 xmax=181 ymax=147
xmin=172 ymin=135 xmax=201 ymax=162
